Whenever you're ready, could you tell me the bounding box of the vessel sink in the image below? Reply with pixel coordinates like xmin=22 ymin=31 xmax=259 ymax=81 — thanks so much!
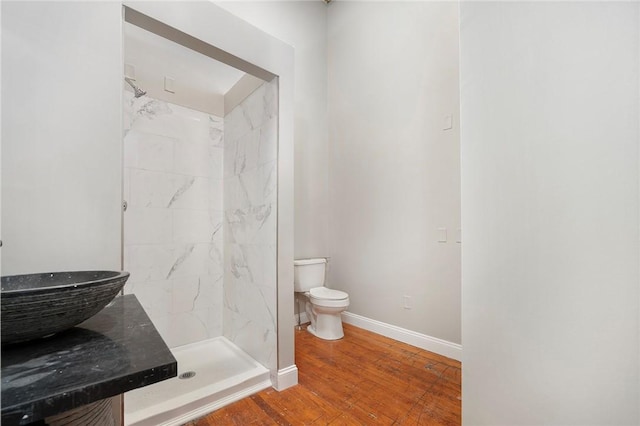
xmin=1 ymin=271 xmax=129 ymax=345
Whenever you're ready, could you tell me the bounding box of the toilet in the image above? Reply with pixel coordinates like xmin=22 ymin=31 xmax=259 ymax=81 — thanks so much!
xmin=294 ymin=258 xmax=349 ymax=340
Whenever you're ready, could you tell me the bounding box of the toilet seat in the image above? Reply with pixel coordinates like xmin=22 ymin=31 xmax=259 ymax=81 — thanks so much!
xmin=308 ymin=287 xmax=349 ymax=308
xmin=310 ymin=287 xmax=348 ymax=300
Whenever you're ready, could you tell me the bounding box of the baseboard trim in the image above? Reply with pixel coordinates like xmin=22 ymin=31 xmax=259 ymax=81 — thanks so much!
xmin=341 ymin=312 xmax=462 ymax=361
xmin=273 ymin=365 xmax=298 ymax=391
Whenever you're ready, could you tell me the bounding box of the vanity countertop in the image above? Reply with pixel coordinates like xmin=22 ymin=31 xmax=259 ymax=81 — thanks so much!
xmin=1 ymin=294 xmax=177 ymax=425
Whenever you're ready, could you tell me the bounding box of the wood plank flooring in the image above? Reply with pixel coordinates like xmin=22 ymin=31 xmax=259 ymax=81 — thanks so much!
xmin=188 ymin=323 xmax=461 ymax=425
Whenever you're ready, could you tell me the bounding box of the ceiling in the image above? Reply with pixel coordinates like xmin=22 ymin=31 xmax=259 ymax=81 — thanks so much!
xmin=124 ymin=21 xmax=245 ymax=98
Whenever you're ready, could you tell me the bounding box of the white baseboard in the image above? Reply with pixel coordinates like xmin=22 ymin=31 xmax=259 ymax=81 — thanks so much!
xmin=341 ymin=312 xmax=462 ymax=361
xmin=273 ymin=365 xmax=298 ymax=391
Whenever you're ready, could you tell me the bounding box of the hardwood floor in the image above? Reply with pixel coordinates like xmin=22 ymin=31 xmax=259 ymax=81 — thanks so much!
xmin=189 ymin=323 xmax=461 ymax=425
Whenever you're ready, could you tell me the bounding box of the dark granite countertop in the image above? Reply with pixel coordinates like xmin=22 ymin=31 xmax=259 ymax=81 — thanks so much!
xmin=1 ymin=294 xmax=177 ymax=425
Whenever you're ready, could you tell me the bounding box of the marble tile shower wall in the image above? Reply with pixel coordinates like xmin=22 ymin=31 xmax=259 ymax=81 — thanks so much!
xmin=123 ymin=92 xmax=224 ymax=348
xmin=223 ymin=79 xmax=278 ymax=372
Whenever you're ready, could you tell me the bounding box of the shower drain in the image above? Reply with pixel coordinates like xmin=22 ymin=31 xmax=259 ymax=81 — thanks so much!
xmin=179 ymin=371 xmax=196 ymax=380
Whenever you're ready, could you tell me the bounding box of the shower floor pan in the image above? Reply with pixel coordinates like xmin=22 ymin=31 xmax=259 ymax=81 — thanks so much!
xmin=124 ymin=337 xmax=271 ymax=426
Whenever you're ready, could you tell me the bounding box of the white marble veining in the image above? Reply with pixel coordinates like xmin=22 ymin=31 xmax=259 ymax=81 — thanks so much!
xmin=223 ymin=80 xmax=278 ymax=371
xmin=225 ymin=161 xmax=277 ymax=247
xmin=123 ymin=80 xmax=277 ymax=363
xmin=172 ymin=210 xmax=219 ymax=244
xmin=124 ymin=278 xmax=172 ymax=314
xmin=129 ymin=169 xmax=206 ymax=209
xmin=209 ymin=179 xmax=224 ymax=212
xmin=124 ymin=244 xmax=175 ymax=282
xmin=223 ymin=82 xmax=278 ymax=178
xmin=124 ymin=208 xmax=173 ymax=246
xmin=209 ymin=116 xmax=224 ymax=148
xmin=223 ymin=309 xmax=277 ymax=373
xmin=124 ymin=92 xmax=225 ymax=348
xmin=258 ymin=117 xmax=278 ymax=166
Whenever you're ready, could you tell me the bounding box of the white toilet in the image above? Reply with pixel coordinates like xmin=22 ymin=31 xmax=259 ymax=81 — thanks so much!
xmin=294 ymin=258 xmax=349 ymax=340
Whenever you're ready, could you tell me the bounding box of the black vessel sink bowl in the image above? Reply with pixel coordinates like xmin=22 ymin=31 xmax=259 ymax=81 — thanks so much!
xmin=1 ymin=271 xmax=129 ymax=345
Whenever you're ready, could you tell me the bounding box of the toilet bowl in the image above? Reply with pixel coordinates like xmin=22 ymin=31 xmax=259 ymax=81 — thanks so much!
xmin=294 ymin=258 xmax=350 ymax=340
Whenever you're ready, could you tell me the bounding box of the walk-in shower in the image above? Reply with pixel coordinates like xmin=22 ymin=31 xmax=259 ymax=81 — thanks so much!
xmin=121 ymin=13 xmax=279 ymax=425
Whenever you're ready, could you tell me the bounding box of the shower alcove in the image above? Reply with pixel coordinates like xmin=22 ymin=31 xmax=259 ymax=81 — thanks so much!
xmin=120 ymin=4 xmax=295 ymax=425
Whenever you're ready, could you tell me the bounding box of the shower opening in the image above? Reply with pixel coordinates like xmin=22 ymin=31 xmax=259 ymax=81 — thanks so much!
xmin=121 ymin=7 xmax=279 ymax=425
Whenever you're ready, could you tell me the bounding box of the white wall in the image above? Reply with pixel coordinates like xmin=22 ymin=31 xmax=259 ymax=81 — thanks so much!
xmin=460 ymin=2 xmax=639 ymax=424
xmin=1 ymin=1 xmax=122 ymax=274
xmin=216 ymin=1 xmax=329 ymax=259
xmin=327 ymin=2 xmax=461 ymax=345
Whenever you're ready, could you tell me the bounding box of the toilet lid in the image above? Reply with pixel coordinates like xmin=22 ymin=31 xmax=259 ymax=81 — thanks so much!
xmin=309 ymin=287 xmax=349 ymax=300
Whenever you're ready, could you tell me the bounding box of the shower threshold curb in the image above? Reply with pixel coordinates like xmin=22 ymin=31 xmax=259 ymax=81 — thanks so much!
xmin=149 ymin=379 xmax=272 ymax=426
xmin=124 ymin=337 xmax=271 ymax=426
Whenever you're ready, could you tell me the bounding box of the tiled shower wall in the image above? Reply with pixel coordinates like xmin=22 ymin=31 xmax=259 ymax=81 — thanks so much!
xmin=223 ymin=79 xmax=278 ymax=372
xmin=123 ymin=92 xmax=224 ymax=348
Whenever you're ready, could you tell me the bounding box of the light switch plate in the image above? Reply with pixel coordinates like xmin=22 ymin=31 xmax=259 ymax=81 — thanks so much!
xmin=164 ymin=76 xmax=175 ymax=93
xmin=437 ymin=227 xmax=447 ymax=242
xmin=403 ymin=295 xmax=412 ymax=309
xmin=443 ymin=114 xmax=453 ymax=130
xmin=124 ymin=63 xmax=135 ymax=80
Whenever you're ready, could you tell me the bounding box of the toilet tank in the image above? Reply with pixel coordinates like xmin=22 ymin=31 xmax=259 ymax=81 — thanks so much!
xmin=293 ymin=258 xmax=327 ymax=292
